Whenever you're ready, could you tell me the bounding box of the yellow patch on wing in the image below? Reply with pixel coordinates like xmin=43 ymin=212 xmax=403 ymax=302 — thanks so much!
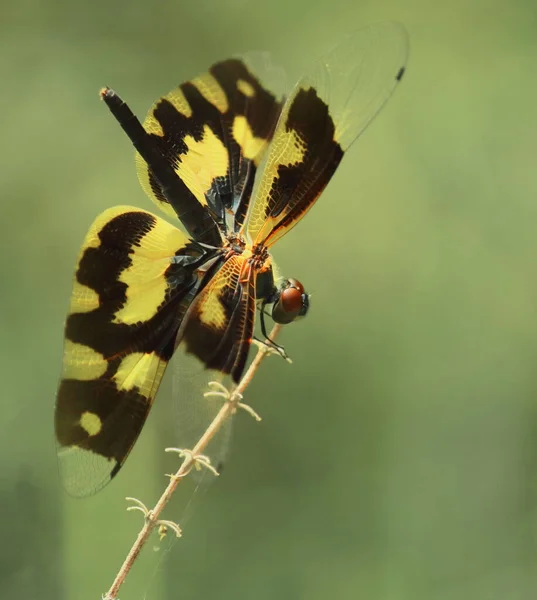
xmin=175 ymin=125 xmax=229 ymax=207
xmin=56 ymin=206 xmax=194 ymax=497
xmin=79 ymin=411 xmax=102 ymax=436
xmin=246 ymin=126 xmax=306 ymax=240
xmin=197 ymin=256 xmax=241 ymax=331
xmin=62 ymin=340 xmax=107 ymax=380
xmin=114 ymin=351 xmax=166 ymax=395
xmin=136 ymin=88 xmax=195 ymax=220
xmin=192 ymin=73 xmax=229 ymax=113
xmin=232 ymin=116 xmax=267 ymax=162
xmin=134 ymin=57 xmax=284 ymax=231
xmin=245 ymin=22 xmax=408 ymax=247
xmin=145 ymin=88 xmax=193 ymax=137
xmin=83 ymin=206 xmax=139 ymax=246
xmin=181 ymin=254 xmax=253 ymax=382
xmin=237 ymin=78 xmax=255 ymax=98
xmin=76 ymin=227 xmax=102 ymax=252
xmin=198 ymin=289 xmax=226 ymax=330
xmin=70 ymin=281 xmax=100 ymax=313
xmin=136 ymin=214 xmax=188 ymax=257
xmin=113 ymin=261 xmax=168 ymax=325
xmin=113 ymin=217 xmax=187 ymax=325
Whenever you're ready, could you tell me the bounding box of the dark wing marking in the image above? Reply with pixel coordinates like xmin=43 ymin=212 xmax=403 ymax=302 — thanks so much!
xmin=55 ymin=206 xmax=212 ymax=496
xmin=246 ymin=21 xmax=409 ymax=247
xmin=137 ymin=57 xmax=284 ymax=237
xmin=179 ymin=254 xmax=256 ymax=383
xmin=101 ymin=88 xmax=222 ymax=246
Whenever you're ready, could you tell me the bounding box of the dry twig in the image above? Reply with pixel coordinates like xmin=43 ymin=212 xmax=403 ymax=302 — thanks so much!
xmin=103 ymin=324 xmax=283 ymax=600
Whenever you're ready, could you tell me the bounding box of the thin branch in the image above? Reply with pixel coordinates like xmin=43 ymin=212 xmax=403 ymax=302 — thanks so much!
xmin=103 ymin=324 xmax=283 ymax=600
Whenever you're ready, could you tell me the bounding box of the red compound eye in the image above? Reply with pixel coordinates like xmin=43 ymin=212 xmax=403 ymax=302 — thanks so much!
xmin=280 ymin=286 xmax=304 ymax=314
xmin=271 ymin=279 xmax=309 ymax=325
xmin=287 ymin=278 xmax=304 ymax=294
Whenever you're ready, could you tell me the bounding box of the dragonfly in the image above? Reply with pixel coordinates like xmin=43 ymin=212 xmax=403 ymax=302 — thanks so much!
xmin=54 ymin=21 xmax=408 ymax=496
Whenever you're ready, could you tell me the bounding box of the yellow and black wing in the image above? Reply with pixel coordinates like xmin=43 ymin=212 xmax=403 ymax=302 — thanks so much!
xmin=132 ymin=56 xmax=284 ymax=241
xmin=246 ymin=21 xmax=409 ymax=247
xmin=179 ymin=254 xmax=256 ymax=383
xmin=55 ymin=206 xmax=218 ymax=496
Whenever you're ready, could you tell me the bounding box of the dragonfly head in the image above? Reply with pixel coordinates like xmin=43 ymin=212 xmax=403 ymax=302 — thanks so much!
xmin=271 ymin=278 xmax=310 ymax=324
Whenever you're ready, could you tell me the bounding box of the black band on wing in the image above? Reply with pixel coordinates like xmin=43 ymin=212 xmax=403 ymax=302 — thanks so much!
xmin=101 ymin=88 xmax=222 ymax=246
xmin=179 ymin=256 xmax=255 ymax=383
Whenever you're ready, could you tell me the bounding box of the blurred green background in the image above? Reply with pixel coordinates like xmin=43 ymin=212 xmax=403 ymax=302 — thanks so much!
xmin=2 ymin=0 xmax=537 ymax=598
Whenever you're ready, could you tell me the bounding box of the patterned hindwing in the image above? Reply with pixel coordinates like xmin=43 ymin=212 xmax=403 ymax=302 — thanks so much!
xmin=55 ymin=206 xmax=211 ymax=496
xmin=246 ymin=21 xmax=409 ymax=247
xmin=178 ymin=254 xmax=256 ymax=383
xmin=137 ymin=56 xmax=284 ymax=237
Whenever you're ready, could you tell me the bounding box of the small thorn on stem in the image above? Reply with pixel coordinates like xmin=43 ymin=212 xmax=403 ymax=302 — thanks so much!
xmin=165 ymin=448 xmax=220 ymax=476
xmin=125 ymin=497 xmax=182 ymax=538
xmin=204 ymin=381 xmax=231 ymax=401
xmin=203 ymin=380 xmax=262 ymax=421
xmin=237 ymin=402 xmax=262 ymax=421
xmin=125 ymin=497 xmax=151 ymax=518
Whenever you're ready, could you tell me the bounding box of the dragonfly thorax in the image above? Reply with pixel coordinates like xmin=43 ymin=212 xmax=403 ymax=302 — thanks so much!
xmin=223 ymin=232 xmax=246 ymax=256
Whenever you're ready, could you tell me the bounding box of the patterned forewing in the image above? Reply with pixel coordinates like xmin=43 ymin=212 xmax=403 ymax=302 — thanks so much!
xmin=55 ymin=206 xmax=206 ymax=496
xmin=137 ymin=58 xmax=284 ymax=236
xmin=180 ymin=254 xmax=256 ymax=383
xmin=246 ymin=21 xmax=409 ymax=247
